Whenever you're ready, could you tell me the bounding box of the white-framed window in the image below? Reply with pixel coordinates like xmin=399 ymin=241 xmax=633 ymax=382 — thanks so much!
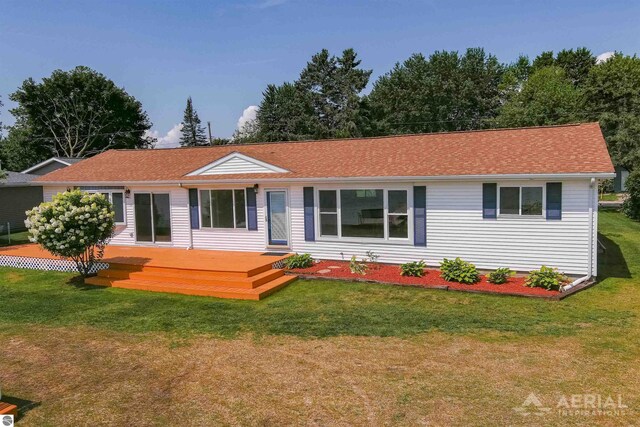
xmin=83 ymin=190 xmax=125 ymax=224
xmin=199 ymin=189 xmax=247 ymax=229
xmin=316 ymin=187 xmax=412 ymax=242
xmin=499 ymin=186 xmax=544 ymax=216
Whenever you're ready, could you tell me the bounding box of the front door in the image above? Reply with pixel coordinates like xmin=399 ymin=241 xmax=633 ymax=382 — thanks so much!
xmin=134 ymin=193 xmax=172 ymax=243
xmin=266 ymin=190 xmax=289 ymax=246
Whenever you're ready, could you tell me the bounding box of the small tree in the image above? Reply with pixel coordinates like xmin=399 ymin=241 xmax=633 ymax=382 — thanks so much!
xmin=25 ymin=190 xmax=115 ymax=276
xmin=180 ymin=97 xmax=208 ymax=146
xmin=623 ymin=170 xmax=640 ymax=221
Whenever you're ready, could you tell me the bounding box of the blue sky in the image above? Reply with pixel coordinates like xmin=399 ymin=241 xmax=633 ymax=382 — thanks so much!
xmin=1 ymin=0 xmax=638 ymax=145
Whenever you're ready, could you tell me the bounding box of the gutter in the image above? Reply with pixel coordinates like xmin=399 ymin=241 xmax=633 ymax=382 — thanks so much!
xmin=35 ymin=172 xmax=617 ymax=187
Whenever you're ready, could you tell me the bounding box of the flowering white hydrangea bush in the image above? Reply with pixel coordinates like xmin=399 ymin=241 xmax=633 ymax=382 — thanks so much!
xmin=25 ymin=190 xmax=115 ymax=276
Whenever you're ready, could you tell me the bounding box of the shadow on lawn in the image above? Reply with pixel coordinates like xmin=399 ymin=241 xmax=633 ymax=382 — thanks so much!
xmin=66 ymin=276 xmax=105 ymax=291
xmin=2 ymin=395 xmax=40 ymax=421
xmin=598 ymin=233 xmax=631 ymax=280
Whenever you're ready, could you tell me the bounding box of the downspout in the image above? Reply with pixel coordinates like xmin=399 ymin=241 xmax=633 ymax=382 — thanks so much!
xmin=562 ymin=177 xmax=596 ymax=292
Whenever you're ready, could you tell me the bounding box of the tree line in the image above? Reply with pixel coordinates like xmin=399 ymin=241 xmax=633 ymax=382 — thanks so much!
xmin=1 ymin=47 xmax=639 ymax=173
xmin=239 ymin=47 xmax=640 ymax=172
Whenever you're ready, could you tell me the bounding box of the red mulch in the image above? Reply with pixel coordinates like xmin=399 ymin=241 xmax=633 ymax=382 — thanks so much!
xmin=290 ymin=260 xmax=561 ymax=298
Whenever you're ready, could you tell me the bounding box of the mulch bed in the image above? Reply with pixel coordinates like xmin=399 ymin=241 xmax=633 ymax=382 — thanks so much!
xmin=289 ymin=260 xmax=561 ymax=298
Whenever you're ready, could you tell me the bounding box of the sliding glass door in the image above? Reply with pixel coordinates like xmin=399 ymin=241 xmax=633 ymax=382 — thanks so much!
xmin=134 ymin=193 xmax=171 ymax=243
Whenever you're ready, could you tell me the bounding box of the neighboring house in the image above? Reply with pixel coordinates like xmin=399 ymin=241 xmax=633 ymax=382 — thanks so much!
xmin=22 ymin=157 xmax=83 ymax=176
xmin=34 ymin=123 xmax=615 ymax=277
xmin=0 ymin=157 xmax=83 ymax=232
xmin=614 ymin=166 xmax=629 ymax=193
xmin=0 ymin=171 xmax=42 ymax=232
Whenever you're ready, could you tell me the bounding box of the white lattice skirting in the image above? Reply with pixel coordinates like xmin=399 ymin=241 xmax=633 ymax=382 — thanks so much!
xmin=0 ymin=255 xmax=109 ymax=274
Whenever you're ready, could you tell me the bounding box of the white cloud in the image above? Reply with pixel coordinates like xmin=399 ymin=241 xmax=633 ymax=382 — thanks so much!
xmin=596 ymin=51 xmax=615 ymax=64
xmin=255 ymin=0 xmax=289 ymax=9
xmin=146 ymin=123 xmax=183 ymax=149
xmin=236 ymin=105 xmax=259 ymax=133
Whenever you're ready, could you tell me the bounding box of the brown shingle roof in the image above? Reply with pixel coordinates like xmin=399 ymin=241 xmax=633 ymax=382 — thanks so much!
xmin=35 ymin=123 xmax=614 ymax=184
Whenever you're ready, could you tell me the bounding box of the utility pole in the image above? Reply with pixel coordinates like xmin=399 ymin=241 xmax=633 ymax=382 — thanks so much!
xmin=207 ymin=121 xmax=213 ymax=146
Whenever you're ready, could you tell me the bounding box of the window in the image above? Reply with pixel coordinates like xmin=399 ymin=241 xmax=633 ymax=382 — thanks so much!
xmin=319 ymin=190 xmax=338 ymax=236
xmin=388 ymin=190 xmax=409 ymax=238
xmin=341 ymin=189 xmax=384 ymax=238
xmin=92 ymin=191 xmax=124 ymax=223
xmin=199 ymin=189 xmax=247 ymax=229
xmin=499 ymin=186 xmax=543 ymax=216
xmin=317 ymin=188 xmax=410 ymax=240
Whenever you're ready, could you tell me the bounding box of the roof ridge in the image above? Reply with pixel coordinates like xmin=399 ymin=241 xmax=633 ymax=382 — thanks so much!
xmin=115 ymin=122 xmax=597 ymax=152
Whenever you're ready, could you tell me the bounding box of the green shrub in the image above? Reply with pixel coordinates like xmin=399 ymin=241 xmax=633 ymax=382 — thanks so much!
xmin=400 ymin=260 xmax=427 ymax=277
xmin=486 ymin=267 xmax=514 ymax=284
xmin=283 ymin=253 xmax=314 ymax=269
xmin=623 ymin=170 xmax=640 ymax=220
xmin=440 ymin=257 xmax=479 ymax=284
xmin=349 ymin=255 xmax=368 ymax=275
xmin=525 ymin=266 xmax=569 ymax=290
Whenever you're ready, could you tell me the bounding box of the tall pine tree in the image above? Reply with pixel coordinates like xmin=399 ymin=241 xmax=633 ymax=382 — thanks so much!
xmin=180 ymin=97 xmax=208 ymax=146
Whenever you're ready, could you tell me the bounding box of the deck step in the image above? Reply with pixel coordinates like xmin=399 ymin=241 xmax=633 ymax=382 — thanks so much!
xmin=97 ymin=268 xmax=284 ymax=289
xmin=85 ymin=275 xmax=296 ymax=300
xmin=106 ymin=263 xmax=273 ymax=278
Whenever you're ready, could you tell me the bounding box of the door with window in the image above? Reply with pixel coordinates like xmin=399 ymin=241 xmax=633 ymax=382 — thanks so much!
xmin=134 ymin=193 xmax=172 ymax=243
xmin=266 ymin=190 xmax=289 ymax=246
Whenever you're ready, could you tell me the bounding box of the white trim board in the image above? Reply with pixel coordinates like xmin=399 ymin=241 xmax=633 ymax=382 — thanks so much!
xmin=22 ymin=157 xmax=74 ymax=174
xmin=186 ymin=152 xmax=289 ymax=176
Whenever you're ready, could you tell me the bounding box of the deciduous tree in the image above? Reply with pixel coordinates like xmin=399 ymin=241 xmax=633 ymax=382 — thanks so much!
xmin=583 ymin=53 xmax=640 ymax=169
xmin=9 ymin=66 xmax=154 ymax=160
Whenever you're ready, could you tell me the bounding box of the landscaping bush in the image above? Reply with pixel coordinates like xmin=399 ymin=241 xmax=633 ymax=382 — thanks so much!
xmin=525 ymin=266 xmax=569 ymax=291
xmin=283 ymin=253 xmax=314 ymax=269
xmin=400 ymin=260 xmax=427 ymax=277
xmin=25 ymin=190 xmax=115 ymax=276
xmin=623 ymin=170 xmax=640 ymax=220
xmin=486 ymin=267 xmax=514 ymax=284
xmin=440 ymin=257 xmax=479 ymax=284
xmin=349 ymin=255 xmax=368 ymax=275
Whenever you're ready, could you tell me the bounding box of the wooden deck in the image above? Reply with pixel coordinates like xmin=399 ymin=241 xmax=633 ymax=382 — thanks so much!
xmin=0 ymin=244 xmax=296 ymax=300
xmin=0 ymin=401 xmax=18 ymax=416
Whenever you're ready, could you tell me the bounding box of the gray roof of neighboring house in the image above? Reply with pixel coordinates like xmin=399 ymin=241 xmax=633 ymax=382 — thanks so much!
xmin=1 ymin=171 xmax=40 ymax=186
xmin=55 ymin=157 xmax=83 ymax=165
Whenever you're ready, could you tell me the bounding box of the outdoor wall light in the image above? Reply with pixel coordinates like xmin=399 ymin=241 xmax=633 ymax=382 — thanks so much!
xmin=125 ymin=188 xmax=131 ymax=198
xmin=253 ymin=184 xmax=259 ymax=193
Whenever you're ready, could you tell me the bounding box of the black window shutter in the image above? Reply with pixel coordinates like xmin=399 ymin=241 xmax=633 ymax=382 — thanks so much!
xmin=188 ymin=189 xmax=199 ymax=229
xmin=413 ymin=186 xmax=426 ymax=246
xmin=483 ymin=183 xmax=497 ymax=218
xmin=246 ymin=188 xmax=258 ymax=230
xmin=303 ymin=187 xmax=315 ymax=241
xmin=546 ymin=182 xmax=562 ymax=220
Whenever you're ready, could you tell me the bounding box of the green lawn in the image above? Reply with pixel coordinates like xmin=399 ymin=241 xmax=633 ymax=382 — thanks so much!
xmin=599 ymin=192 xmax=620 ymax=201
xmin=0 ymin=211 xmax=637 ymax=345
xmin=1 ymin=211 xmax=639 ymax=425
xmin=0 ymin=230 xmax=30 ymax=247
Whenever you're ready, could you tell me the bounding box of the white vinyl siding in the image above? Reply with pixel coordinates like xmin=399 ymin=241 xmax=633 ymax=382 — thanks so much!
xmin=42 ymin=178 xmax=598 ymax=276
xmin=290 ymin=180 xmax=596 ymax=275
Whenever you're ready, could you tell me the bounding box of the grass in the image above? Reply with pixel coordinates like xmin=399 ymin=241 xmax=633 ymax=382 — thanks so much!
xmin=0 ymin=230 xmax=30 ymax=247
xmin=599 ymin=192 xmax=620 ymax=201
xmin=0 ymin=211 xmax=639 ymax=425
